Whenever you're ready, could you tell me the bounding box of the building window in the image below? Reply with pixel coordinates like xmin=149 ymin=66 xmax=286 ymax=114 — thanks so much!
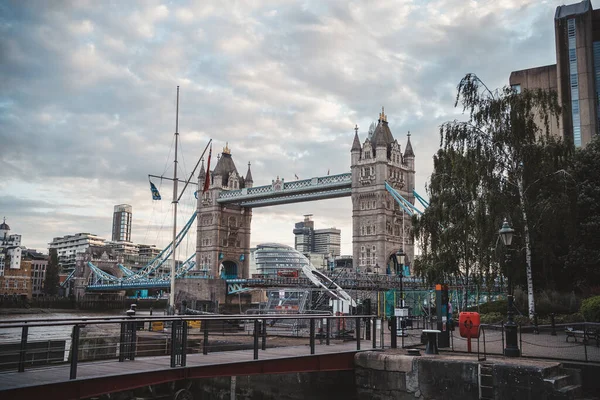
xmin=511 ymin=84 xmax=521 ymax=94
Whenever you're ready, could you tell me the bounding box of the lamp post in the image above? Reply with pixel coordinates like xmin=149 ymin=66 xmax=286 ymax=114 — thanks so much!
xmin=499 ymin=219 xmax=520 ymax=357
xmin=393 ymin=249 xmax=407 ymax=337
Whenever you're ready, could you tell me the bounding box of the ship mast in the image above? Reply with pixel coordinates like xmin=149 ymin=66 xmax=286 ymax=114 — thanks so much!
xmin=169 ymin=86 xmax=180 ymax=314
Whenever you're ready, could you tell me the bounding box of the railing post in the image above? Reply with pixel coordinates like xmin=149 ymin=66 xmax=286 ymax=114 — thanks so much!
xmin=380 ymin=318 xmax=385 ymax=349
xmin=18 ymin=326 xmax=28 ymax=372
xmin=70 ymin=324 xmax=80 ymax=380
xmin=261 ymin=319 xmax=267 ymax=351
xmin=310 ymin=318 xmax=315 ymax=355
xmin=365 ymin=318 xmax=371 ymax=341
xmin=355 ymin=317 xmax=361 ymax=350
xmin=203 ymin=319 xmax=209 ymax=355
xmin=181 ymin=321 xmax=188 ymax=367
xmin=170 ymin=320 xmax=178 ymax=368
xmin=326 ymin=317 xmax=330 ymax=346
xmin=391 ymin=317 xmax=397 ymax=349
xmin=501 ymin=321 xmax=505 ymax=353
xmin=253 ymin=319 xmax=259 ymax=360
xmin=372 ymin=317 xmax=377 ymax=349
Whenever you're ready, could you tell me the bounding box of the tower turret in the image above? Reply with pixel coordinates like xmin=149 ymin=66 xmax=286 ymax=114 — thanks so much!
xmin=404 ymin=132 xmax=415 ymax=171
xmin=351 ymin=124 xmax=361 ymax=165
xmin=245 ymin=162 xmax=254 ymax=188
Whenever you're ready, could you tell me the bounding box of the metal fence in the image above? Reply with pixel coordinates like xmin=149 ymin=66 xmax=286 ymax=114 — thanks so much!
xmin=0 ymin=314 xmax=398 ymax=380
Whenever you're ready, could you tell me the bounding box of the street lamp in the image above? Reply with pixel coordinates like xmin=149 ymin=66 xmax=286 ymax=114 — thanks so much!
xmin=393 ymin=249 xmax=407 ymax=337
xmin=499 ymin=218 xmax=520 ymax=357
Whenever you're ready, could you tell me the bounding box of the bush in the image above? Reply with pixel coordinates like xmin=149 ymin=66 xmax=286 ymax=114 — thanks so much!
xmin=580 ymin=295 xmax=600 ymax=322
xmin=468 ymin=300 xmax=507 ymax=314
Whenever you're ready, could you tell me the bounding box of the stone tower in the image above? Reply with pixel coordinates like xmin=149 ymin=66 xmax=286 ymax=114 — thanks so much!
xmin=350 ymin=108 xmax=416 ymax=274
xmin=195 ymin=143 xmax=253 ymax=280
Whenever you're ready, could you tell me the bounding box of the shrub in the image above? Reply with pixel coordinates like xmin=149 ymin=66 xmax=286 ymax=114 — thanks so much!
xmin=580 ymin=295 xmax=600 ymax=322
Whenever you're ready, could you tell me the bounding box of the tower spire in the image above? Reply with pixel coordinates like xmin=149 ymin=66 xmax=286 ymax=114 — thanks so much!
xmin=351 ymin=124 xmax=361 ymax=152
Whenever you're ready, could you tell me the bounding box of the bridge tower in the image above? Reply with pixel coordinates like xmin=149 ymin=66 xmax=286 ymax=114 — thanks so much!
xmin=350 ymin=108 xmax=415 ymax=274
xmin=196 ymin=144 xmax=253 ymax=281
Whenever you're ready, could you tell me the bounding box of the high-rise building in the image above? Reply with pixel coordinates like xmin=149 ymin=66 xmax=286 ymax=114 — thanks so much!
xmin=293 ymin=215 xmax=315 ymax=253
xmin=510 ymin=0 xmax=600 ymax=147
xmin=112 ymin=204 xmax=132 ymax=242
xmin=292 ymin=215 xmax=341 ymax=257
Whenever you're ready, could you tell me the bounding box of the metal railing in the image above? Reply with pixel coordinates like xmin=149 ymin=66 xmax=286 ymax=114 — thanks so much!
xmin=0 ymin=314 xmax=403 ymax=380
xmin=445 ymin=321 xmax=600 ymax=363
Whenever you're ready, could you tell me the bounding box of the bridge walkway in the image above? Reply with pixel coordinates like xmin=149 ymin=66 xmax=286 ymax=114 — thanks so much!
xmin=0 ymin=341 xmax=365 ymax=400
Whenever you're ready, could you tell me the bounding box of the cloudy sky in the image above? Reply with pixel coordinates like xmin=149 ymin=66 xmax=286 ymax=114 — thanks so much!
xmin=1 ymin=0 xmax=563 ymax=256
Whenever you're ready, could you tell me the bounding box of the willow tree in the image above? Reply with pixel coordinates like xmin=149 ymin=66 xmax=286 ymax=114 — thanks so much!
xmin=437 ymin=74 xmax=561 ymax=320
xmin=413 ymin=147 xmax=501 ymax=310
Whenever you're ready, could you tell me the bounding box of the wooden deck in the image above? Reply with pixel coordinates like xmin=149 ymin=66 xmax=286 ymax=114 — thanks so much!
xmin=0 ymin=341 xmax=368 ymax=400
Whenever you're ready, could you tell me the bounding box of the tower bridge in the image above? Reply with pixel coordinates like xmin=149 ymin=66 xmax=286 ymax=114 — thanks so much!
xmin=76 ymin=108 xmax=417 ymax=303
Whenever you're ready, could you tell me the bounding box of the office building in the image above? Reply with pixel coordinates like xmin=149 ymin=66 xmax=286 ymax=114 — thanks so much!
xmin=292 ymin=215 xmax=341 ymax=257
xmin=112 ymin=204 xmax=132 ymax=242
xmin=22 ymin=249 xmax=48 ymax=297
xmin=48 ymin=233 xmax=106 ymax=272
xmin=510 ymin=0 xmax=600 ymax=147
xmin=254 ymin=243 xmax=309 ymax=276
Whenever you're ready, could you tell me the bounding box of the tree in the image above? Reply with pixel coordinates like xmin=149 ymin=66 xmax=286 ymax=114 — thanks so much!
xmin=428 ymin=73 xmax=565 ymax=320
xmin=44 ymin=248 xmax=60 ymax=296
xmin=413 ymin=147 xmax=501 ymax=310
xmin=566 ymin=136 xmax=600 ymax=290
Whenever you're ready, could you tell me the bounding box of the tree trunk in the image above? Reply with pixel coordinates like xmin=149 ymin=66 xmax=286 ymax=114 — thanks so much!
xmin=518 ymin=176 xmax=536 ymax=320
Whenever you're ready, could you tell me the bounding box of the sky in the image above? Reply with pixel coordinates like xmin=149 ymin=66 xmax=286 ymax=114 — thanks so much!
xmin=1 ymin=0 xmax=563 ymax=256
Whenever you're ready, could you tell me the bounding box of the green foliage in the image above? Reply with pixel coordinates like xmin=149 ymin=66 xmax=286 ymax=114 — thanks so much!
xmin=414 ymin=73 xmax=579 ymax=320
xmin=580 ymin=295 xmax=600 ymax=322
xmin=469 ymin=300 xmax=508 ymax=314
xmin=566 ymin=136 xmax=600 ymax=290
xmin=43 ymin=248 xmax=60 ymax=296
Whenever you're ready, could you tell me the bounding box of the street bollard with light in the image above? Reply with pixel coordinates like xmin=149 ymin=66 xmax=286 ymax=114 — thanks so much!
xmin=499 ymin=218 xmax=520 ymax=357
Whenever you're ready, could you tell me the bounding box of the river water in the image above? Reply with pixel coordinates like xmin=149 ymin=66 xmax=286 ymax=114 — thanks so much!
xmin=0 ymin=310 xmax=155 ymax=354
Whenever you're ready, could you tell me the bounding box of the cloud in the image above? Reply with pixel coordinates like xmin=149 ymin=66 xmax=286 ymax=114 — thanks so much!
xmin=0 ymin=0 xmax=565 ymax=255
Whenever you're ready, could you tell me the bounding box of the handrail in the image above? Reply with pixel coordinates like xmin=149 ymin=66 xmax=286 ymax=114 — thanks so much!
xmin=0 ymin=314 xmax=370 ymax=329
xmin=476 ymin=324 xmax=487 ymax=361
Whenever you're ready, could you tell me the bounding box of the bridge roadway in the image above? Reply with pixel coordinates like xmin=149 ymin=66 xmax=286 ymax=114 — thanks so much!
xmin=0 ymin=315 xmax=373 ymax=400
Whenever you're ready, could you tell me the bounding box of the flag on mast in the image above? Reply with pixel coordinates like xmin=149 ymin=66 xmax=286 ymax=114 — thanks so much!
xmin=327 ymin=169 xmax=330 ymax=175
xmin=150 ymin=181 xmax=161 ymax=200
xmin=294 ymin=173 xmax=299 ymax=180
xmin=203 ymin=144 xmax=212 ymax=193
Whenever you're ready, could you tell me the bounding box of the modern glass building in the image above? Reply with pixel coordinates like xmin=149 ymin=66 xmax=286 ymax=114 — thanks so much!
xmin=254 ymin=243 xmax=309 ymax=276
xmin=112 ymin=204 xmax=132 ymax=242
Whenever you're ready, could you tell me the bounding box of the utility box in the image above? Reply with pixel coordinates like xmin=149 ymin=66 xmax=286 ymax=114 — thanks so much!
xmin=436 ymin=284 xmax=450 ymax=348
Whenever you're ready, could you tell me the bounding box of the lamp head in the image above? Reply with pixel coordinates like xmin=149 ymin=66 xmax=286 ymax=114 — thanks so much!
xmin=395 ymin=249 xmax=406 ymax=265
xmin=499 ymin=218 xmax=514 ymax=247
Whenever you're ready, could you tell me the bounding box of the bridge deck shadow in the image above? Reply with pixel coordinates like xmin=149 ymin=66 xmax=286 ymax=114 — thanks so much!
xmin=0 ymin=341 xmax=366 ymax=400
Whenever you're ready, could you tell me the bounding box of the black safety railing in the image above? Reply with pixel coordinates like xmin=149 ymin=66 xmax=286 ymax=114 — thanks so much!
xmin=446 ymin=321 xmax=600 ymax=364
xmin=0 ymin=314 xmax=409 ymax=380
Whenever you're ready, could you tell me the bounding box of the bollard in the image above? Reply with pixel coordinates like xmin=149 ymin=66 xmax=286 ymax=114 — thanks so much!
xmin=533 ymin=314 xmax=539 ymax=334
xmin=550 ymin=313 xmax=556 ymax=336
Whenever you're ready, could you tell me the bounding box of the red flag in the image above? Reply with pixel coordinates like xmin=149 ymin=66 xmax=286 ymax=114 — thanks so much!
xmin=203 ymin=144 xmax=212 ymax=193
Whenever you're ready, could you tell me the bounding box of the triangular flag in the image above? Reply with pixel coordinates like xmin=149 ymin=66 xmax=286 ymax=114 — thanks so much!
xmin=203 ymin=144 xmax=212 ymax=193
